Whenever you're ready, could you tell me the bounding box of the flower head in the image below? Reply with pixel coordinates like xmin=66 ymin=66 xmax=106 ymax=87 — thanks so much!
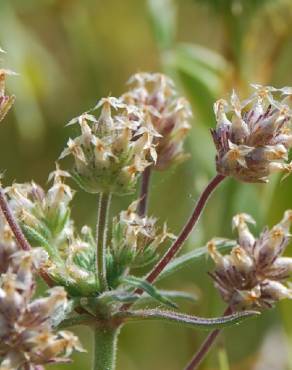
xmin=4 ymin=173 xmax=99 ymax=296
xmin=6 ymin=165 xmax=74 ymax=251
xmin=208 ymin=210 xmax=292 ymax=309
xmin=123 ymin=72 xmax=192 ymax=170
xmin=0 ymin=246 xmax=84 ymax=369
xmin=211 ymin=86 xmax=292 ymax=182
xmin=109 ymin=200 xmax=175 ymax=283
xmin=61 ymin=97 xmax=157 ymax=195
xmin=0 ymin=67 xmax=16 ymax=124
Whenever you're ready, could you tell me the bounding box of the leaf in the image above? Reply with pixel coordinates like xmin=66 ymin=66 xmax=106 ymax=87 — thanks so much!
xmin=21 ymin=224 xmax=65 ymax=267
xmin=134 ymin=289 xmax=198 ymax=308
xmin=147 ymin=0 xmax=177 ymax=50
xmin=156 ymin=239 xmax=236 ymax=282
xmin=98 ymin=290 xmax=140 ymax=305
xmin=121 ymin=276 xmax=178 ymax=309
xmin=21 ymin=224 xmax=56 ymax=257
xmin=57 ymin=314 xmax=94 ymax=329
xmin=164 ymin=43 xmax=229 ymax=123
xmin=175 ymin=43 xmax=229 ymax=75
xmin=115 ymin=308 xmax=260 ymax=331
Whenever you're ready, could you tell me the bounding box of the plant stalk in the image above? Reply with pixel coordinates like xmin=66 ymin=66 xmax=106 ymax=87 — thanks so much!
xmin=137 ymin=165 xmax=152 ymax=217
xmin=121 ymin=174 xmax=225 ymax=311
xmin=93 ymin=326 xmax=120 ymax=370
xmin=145 ymin=174 xmax=225 ymax=284
xmin=0 ymin=187 xmax=31 ymax=251
xmin=96 ymin=192 xmax=111 ymax=292
xmin=184 ymin=306 xmax=232 ymax=370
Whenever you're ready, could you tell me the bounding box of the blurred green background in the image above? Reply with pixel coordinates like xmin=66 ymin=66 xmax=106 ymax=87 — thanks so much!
xmin=1 ymin=0 xmax=292 ymax=369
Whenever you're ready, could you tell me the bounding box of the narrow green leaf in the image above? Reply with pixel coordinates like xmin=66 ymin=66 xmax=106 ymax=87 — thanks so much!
xmin=134 ymin=289 xmax=198 ymax=308
xmin=121 ymin=276 xmax=178 ymax=309
xmin=115 ymin=308 xmax=259 ymax=331
xmin=156 ymin=239 xmax=236 ymax=282
xmin=147 ymin=0 xmax=177 ymax=50
xmin=21 ymin=224 xmax=58 ymax=258
xmin=57 ymin=314 xmax=94 ymax=329
xmin=218 ymin=346 xmax=230 ymax=370
xmin=175 ymin=43 xmax=229 ymax=75
xmin=164 ymin=42 xmax=229 ymax=123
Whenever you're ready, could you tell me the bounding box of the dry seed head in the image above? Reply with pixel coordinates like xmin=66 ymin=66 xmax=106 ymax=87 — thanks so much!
xmin=124 ymin=72 xmax=193 ymax=170
xmin=0 ymin=66 xmax=16 ymax=124
xmin=212 ymin=85 xmax=292 ymax=183
xmin=61 ymin=96 xmax=156 ymax=195
xmin=0 ymin=248 xmax=83 ymax=369
xmin=111 ymin=200 xmax=175 ymax=268
xmin=209 ymin=210 xmax=292 ymax=309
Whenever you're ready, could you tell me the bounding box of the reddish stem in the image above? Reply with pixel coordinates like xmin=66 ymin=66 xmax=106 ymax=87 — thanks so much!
xmin=184 ymin=306 xmax=232 ymax=370
xmin=0 ymin=188 xmax=57 ymax=286
xmin=0 ymin=188 xmax=31 ymax=251
xmin=121 ymin=174 xmax=225 ymax=310
xmin=145 ymin=173 xmax=225 ymax=284
xmin=137 ymin=166 xmax=152 ymax=217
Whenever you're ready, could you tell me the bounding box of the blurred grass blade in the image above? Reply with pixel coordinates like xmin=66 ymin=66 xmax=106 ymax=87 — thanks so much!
xmin=218 ymin=346 xmax=230 ymax=370
xmin=175 ymin=43 xmax=229 ymax=74
xmin=121 ymin=276 xmax=177 ymax=309
xmin=147 ymin=0 xmax=177 ymax=50
xmin=164 ymin=42 xmax=230 ymax=122
xmin=156 ymin=239 xmax=236 ymax=282
xmin=115 ymin=308 xmax=259 ymax=330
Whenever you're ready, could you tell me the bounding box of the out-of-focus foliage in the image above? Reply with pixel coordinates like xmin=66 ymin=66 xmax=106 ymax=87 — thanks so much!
xmin=1 ymin=0 xmax=292 ymax=369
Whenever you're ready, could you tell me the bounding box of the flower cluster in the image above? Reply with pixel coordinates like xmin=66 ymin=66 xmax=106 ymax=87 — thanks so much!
xmin=61 ymin=97 xmax=158 ymax=195
xmin=6 ymin=165 xmax=74 ymax=253
xmin=211 ymin=85 xmax=292 ymax=182
xmin=110 ymin=200 xmax=175 ymax=270
xmin=0 ymin=49 xmax=16 ymax=123
xmin=0 ymin=208 xmax=18 ymax=271
xmin=123 ymin=72 xmax=192 ymax=170
xmin=106 ymin=200 xmax=175 ymax=288
xmin=0 ymin=68 xmax=16 ymax=124
xmin=4 ymin=168 xmax=98 ymax=296
xmin=0 ymin=237 xmax=83 ymax=369
xmin=208 ymin=210 xmax=292 ymax=309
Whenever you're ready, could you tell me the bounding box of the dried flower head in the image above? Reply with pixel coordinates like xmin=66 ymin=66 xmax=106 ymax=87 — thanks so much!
xmin=0 ymin=247 xmax=84 ymax=369
xmin=0 ymin=49 xmax=16 ymax=123
xmin=208 ymin=210 xmax=292 ymax=309
xmin=212 ymin=85 xmax=292 ymax=182
xmin=123 ymin=72 xmax=192 ymax=170
xmin=5 ymin=165 xmax=74 ymax=253
xmin=110 ymin=200 xmax=175 ymax=273
xmin=4 ymin=171 xmax=99 ymax=296
xmin=0 ymin=213 xmax=18 ymax=274
xmin=60 ymin=97 xmax=158 ymax=195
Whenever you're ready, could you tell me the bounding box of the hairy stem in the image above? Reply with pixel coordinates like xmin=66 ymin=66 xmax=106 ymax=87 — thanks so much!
xmin=184 ymin=306 xmax=232 ymax=370
xmin=145 ymin=174 xmax=225 ymax=284
xmin=96 ymin=193 xmax=111 ymax=292
xmin=93 ymin=326 xmax=120 ymax=370
xmin=0 ymin=187 xmax=31 ymax=251
xmin=137 ymin=166 xmax=152 ymax=217
xmin=121 ymin=174 xmax=225 ymax=311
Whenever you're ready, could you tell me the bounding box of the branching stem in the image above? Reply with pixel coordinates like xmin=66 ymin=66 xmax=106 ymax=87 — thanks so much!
xmin=0 ymin=187 xmax=31 ymax=251
xmin=184 ymin=306 xmax=232 ymax=370
xmin=145 ymin=174 xmax=225 ymax=284
xmin=96 ymin=192 xmax=111 ymax=292
xmin=121 ymin=174 xmax=225 ymax=311
xmin=93 ymin=326 xmax=120 ymax=370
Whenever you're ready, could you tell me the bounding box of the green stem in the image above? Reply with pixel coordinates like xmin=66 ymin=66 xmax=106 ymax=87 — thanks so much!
xmin=93 ymin=326 xmax=120 ymax=370
xmin=96 ymin=193 xmax=111 ymax=292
